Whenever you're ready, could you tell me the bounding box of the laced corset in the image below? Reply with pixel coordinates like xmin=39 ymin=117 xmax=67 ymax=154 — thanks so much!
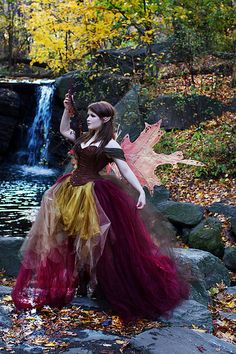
xmin=70 ymin=145 xmax=125 ymax=186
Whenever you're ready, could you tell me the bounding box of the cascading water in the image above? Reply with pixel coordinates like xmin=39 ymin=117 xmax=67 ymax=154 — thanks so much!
xmin=0 ymin=79 xmax=59 ymax=237
xmin=27 ymin=84 xmax=55 ymax=166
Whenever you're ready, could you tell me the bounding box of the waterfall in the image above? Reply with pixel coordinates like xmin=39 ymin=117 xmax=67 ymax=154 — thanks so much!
xmin=27 ymin=84 xmax=55 ymax=166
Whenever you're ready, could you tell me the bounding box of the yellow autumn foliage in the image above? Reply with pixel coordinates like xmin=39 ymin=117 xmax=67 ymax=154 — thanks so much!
xmin=19 ymin=0 xmax=173 ymax=73
xmin=3 ymin=0 xmax=232 ymax=74
xmin=21 ymin=0 xmax=121 ymax=72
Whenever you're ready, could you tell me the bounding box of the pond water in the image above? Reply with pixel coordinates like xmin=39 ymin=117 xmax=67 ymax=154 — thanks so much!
xmin=0 ymin=164 xmax=60 ymax=237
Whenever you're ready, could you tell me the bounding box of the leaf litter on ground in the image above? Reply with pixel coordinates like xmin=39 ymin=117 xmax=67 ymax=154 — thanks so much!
xmin=0 ymin=293 xmax=163 ymax=352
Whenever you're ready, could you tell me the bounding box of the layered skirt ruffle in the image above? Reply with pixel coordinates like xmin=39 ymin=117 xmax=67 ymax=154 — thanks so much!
xmin=12 ymin=176 xmax=189 ymax=322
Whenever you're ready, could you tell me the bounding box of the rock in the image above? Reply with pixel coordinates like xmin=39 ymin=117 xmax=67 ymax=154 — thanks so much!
xmin=55 ymin=70 xmax=131 ymax=107
xmin=174 ymin=248 xmax=230 ymax=305
xmin=130 ymin=327 xmax=236 ymax=354
xmin=220 ymin=311 xmax=236 ymax=321
xmin=61 ymin=329 xmax=127 ymax=354
xmin=162 ymin=300 xmax=213 ymax=331
xmin=71 ymin=296 xmax=100 ymax=310
xmin=0 ymin=286 xmax=12 ymax=296
xmin=0 ymin=82 xmax=52 ymax=165
xmin=64 ymin=349 xmax=92 ymax=354
xmin=225 ymin=286 xmax=236 ymax=295
xmin=94 ymin=40 xmax=172 ymax=74
xmin=155 ymin=201 xmax=204 ymax=226
xmin=0 ymin=237 xmax=24 ymax=276
xmin=208 ymin=202 xmax=236 ymax=218
xmin=151 ymin=185 xmax=170 ymax=204
xmin=115 ymin=85 xmax=144 ymax=142
xmin=223 ymin=247 xmax=236 ymax=271
xmin=0 ymin=115 xmax=18 ymax=154
xmin=0 ymin=304 xmax=12 ymax=328
xmin=188 ymin=217 xmax=224 ymax=257
xmin=0 ymin=88 xmax=20 ymax=117
xmin=67 ymin=329 xmax=122 ymax=343
xmin=230 ymin=217 xmax=236 ymax=239
xmin=181 ymin=227 xmax=192 ymax=243
xmin=175 ymin=248 xmax=230 ymax=289
xmin=145 ymin=94 xmax=225 ymax=130
xmin=229 ymin=97 xmax=236 ymax=113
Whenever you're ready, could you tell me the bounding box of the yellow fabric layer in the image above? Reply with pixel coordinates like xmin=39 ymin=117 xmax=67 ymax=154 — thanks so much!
xmin=54 ymin=178 xmax=100 ymax=239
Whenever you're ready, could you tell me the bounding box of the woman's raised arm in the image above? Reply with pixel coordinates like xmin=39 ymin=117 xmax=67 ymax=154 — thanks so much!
xmin=60 ymin=93 xmax=76 ymax=142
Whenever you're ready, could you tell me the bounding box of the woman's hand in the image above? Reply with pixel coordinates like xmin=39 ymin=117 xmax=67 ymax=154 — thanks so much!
xmin=63 ymin=93 xmax=73 ymax=112
xmin=136 ymin=190 xmax=146 ymax=209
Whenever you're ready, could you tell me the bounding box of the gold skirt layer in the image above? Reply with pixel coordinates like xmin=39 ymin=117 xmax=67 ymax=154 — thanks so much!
xmin=54 ymin=177 xmax=100 ymax=240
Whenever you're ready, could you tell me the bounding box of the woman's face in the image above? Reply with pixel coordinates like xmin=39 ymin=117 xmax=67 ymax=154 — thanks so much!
xmin=87 ymin=109 xmax=103 ymax=130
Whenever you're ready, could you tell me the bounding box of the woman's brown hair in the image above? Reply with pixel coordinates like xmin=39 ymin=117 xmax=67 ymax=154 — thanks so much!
xmin=82 ymin=101 xmax=116 ymax=149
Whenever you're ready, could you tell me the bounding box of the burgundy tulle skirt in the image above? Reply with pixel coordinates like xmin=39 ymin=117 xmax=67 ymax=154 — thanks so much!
xmin=12 ymin=176 xmax=189 ymax=322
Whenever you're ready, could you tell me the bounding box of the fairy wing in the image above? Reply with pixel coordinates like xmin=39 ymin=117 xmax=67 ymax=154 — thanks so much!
xmin=118 ymin=120 xmax=205 ymax=191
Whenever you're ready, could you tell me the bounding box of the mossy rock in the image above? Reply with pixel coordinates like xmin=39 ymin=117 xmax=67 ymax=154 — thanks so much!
xmin=188 ymin=217 xmax=224 ymax=257
xmin=155 ymin=201 xmax=204 ymax=226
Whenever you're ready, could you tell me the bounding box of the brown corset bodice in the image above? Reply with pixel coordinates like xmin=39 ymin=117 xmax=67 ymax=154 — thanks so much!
xmin=70 ymin=143 xmax=126 ymax=186
xmin=70 ymin=146 xmax=109 ymax=186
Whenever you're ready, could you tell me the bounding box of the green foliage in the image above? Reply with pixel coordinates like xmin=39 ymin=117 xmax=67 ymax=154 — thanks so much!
xmin=0 ymin=0 xmax=235 ymax=73
xmin=172 ymin=25 xmax=207 ymax=65
xmin=172 ymin=0 xmax=236 ymax=52
xmin=154 ymin=121 xmax=236 ymax=179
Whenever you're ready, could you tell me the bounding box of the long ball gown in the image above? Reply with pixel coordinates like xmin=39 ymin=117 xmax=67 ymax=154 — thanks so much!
xmin=12 ymin=143 xmax=189 ymax=322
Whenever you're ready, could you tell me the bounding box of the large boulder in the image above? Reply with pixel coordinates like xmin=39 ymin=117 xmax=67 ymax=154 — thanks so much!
xmin=94 ymin=40 xmax=172 ymax=75
xmin=0 ymin=115 xmax=18 ymax=154
xmin=145 ymin=94 xmax=226 ymax=130
xmin=0 ymin=82 xmax=42 ymax=164
xmin=115 ymin=85 xmax=144 ymax=142
xmin=223 ymin=247 xmax=236 ymax=271
xmin=155 ymin=201 xmax=204 ymax=226
xmin=130 ymin=327 xmax=236 ymax=354
xmin=161 ymin=299 xmax=213 ymax=331
xmin=188 ymin=217 xmax=224 ymax=257
xmin=0 ymin=237 xmax=24 ymax=276
xmin=174 ymin=248 xmax=230 ymax=306
xmin=0 ymin=88 xmax=20 ymax=117
xmin=151 ymin=185 xmax=170 ymax=204
xmin=208 ymin=202 xmax=236 ymax=218
xmin=0 ymin=88 xmax=21 ymax=156
xmin=55 ymin=71 xmax=131 ymax=108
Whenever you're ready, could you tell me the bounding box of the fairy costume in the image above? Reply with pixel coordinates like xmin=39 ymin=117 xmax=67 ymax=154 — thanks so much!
xmin=12 ymin=141 xmax=189 ymax=322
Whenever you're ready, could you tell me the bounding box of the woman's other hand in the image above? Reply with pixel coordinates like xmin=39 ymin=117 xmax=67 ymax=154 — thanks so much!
xmin=136 ymin=190 xmax=146 ymax=209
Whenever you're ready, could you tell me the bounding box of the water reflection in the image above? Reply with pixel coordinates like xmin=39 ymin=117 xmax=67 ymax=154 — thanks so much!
xmin=0 ymin=164 xmax=60 ymax=237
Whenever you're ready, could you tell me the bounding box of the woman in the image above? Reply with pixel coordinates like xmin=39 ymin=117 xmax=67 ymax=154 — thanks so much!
xmin=12 ymin=95 xmax=189 ymax=322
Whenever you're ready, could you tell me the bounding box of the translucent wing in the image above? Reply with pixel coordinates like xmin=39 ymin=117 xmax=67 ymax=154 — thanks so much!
xmin=109 ymin=120 xmax=205 ymax=192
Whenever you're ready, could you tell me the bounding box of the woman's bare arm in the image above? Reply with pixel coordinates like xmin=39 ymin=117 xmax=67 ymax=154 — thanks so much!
xmin=106 ymin=140 xmax=146 ymax=209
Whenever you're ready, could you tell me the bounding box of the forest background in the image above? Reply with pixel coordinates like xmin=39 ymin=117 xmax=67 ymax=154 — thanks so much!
xmin=0 ymin=0 xmax=236 ymax=206
xmin=0 ymin=0 xmax=236 ymax=347
xmin=0 ymin=0 xmax=235 ymax=76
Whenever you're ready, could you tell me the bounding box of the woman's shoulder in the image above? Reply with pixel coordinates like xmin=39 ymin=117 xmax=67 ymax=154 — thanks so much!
xmin=105 ymin=139 xmax=122 ymax=149
xmin=104 ymin=140 xmax=126 ymax=161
